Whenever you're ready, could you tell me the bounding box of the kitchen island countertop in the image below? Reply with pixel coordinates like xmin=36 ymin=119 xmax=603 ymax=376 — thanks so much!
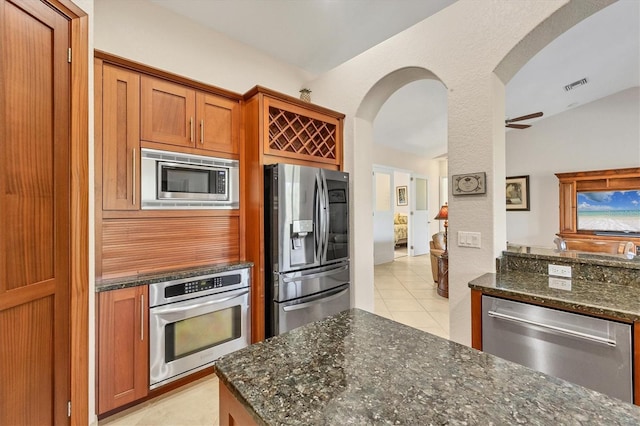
xmin=215 ymin=308 xmax=640 ymax=425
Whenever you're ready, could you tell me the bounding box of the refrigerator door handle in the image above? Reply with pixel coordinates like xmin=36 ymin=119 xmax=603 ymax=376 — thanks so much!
xmin=281 ymin=265 xmax=349 ymax=283
xmin=315 ymin=172 xmax=324 ymax=260
xmin=321 ymin=171 xmax=330 ymax=261
xmin=282 ymin=286 xmax=349 ymax=312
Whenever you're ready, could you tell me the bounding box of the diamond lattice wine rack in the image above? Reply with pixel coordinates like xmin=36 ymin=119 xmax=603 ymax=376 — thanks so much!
xmin=265 ymin=98 xmax=341 ymax=165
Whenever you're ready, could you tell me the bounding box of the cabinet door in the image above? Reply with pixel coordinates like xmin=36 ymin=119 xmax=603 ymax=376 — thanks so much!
xmin=196 ymin=92 xmax=240 ymax=154
xmin=97 ymin=286 xmax=148 ymax=414
xmin=141 ymin=76 xmax=196 ymax=148
xmin=102 ymin=65 xmax=140 ymax=210
xmin=559 ymin=181 xmax=576 ymax=233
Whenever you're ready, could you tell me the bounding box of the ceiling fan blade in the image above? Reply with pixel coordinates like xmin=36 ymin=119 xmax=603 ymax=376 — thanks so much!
xmin=506 ymin=123 xmax=531 ymax=129
xmin=506 ymin=111 xmax=544 ymax=123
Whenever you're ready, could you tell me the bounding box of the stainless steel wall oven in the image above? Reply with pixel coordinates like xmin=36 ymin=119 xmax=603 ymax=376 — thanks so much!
xmin=149 ymin=267 xmax=250 ymax=389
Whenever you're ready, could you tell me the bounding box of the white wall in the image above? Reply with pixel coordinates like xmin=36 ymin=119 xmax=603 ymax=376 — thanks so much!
xmin=94 ymin=0 xmax=312 ymax=95
xmin=506 ymin=87 xmax=640 ymax=247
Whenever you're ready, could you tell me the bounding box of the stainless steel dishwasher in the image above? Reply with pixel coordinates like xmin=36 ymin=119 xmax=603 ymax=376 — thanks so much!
xmin=482 ymin=295 xmax=632 ymax=402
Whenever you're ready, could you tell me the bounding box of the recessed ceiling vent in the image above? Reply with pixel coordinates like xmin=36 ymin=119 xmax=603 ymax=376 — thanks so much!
xmin=564 ymin=77 xmax=589 ymax=92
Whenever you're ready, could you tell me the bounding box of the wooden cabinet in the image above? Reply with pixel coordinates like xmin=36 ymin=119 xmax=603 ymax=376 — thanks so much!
xmin=243 ymin=86 xmax=345 ymax=342
xmin=556 ymin=167 xmax=640 ymax=247
xmin=141 ymin=76 xmax=240 ymax=154
xmin=100 ymin=63 xmax=140 ymax=210
xmin=97 ymin=285 xmax=148 ymax=415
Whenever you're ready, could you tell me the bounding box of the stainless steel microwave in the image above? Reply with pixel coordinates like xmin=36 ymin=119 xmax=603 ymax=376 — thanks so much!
xmin=140 ymin=148 xmax=239 ymax=209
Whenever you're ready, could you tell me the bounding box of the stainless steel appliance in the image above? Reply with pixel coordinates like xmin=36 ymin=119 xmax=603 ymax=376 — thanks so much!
xmin=149 ymin=268 xmax=250 ymax=389
xmin=141 ymin=148 xmax=239 ymax=209
xmin=264 ymin=163 xmax=350 ymax=337
xmin=482 ymin=295 xmax=632 ymax=402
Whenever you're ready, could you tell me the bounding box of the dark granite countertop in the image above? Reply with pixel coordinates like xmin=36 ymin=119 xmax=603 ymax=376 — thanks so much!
xmin=215 ymin=309 xmax=640 ymax=425
xmin=95 ymin=262 xmax=253 ymax=292
xmin=469 ymin=271 xmax=640 ymax=322
xmin=504 ymin=245 xmax=640 ymax=269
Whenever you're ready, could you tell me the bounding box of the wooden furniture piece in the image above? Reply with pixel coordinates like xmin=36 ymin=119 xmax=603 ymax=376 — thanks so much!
xmin=556 ymin=167 xmax=640 ymax=249
xmin=437 ymin=254 xmax=449 ymax=298
xmin=94 ymin=51 xmax=243 ymax=280
xmin=243 ymin=86 xmax=345 ymax=342
xmin=97 ymin=285 xmax=148 ymax=415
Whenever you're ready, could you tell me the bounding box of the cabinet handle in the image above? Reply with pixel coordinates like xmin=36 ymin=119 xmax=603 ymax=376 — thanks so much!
xmin=131 ymin=149 xmax=136 ymax=205
xmin=190 ymin=117 xmax=194 ymax=142
xmin=140 ymin=294 xmax=144 ymax=341
xmin=200 ymin=119 xmax=204 ymax=145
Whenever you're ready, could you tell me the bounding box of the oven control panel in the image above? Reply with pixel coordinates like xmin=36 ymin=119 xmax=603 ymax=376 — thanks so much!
xmin=164 ymin=274 xmax=242 ymax=298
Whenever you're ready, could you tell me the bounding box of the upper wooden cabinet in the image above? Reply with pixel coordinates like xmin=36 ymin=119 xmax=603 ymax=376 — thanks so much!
xmin=141 ymin=76 xmax=240 ymax=154
xmin=100 ymin=63 xmax=140 ymax=210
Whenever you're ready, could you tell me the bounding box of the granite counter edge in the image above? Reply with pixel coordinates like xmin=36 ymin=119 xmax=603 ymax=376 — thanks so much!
xmin=95 ymin=262 xmax=254 ymax=293
xmin=469 ymin=273 xmax=640 ymax=323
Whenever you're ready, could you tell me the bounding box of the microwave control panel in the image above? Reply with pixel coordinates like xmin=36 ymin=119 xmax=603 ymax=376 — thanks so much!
xmin=165 ymin=274 xmax=241 ymax=298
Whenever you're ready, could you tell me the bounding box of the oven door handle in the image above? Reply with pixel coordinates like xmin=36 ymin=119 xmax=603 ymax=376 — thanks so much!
xmin=283 ymin=287 xmax=348 ymax=312
xmin=151 ymin=290 xmax=249 ymax=314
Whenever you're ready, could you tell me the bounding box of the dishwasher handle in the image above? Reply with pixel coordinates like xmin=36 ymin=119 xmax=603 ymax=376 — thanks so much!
xmin=487 ymin=310 xmax=617 ymax=347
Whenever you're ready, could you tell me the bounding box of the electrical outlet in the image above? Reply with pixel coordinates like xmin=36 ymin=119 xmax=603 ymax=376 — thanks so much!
xmin=549 ymin=277 xmax=572 ymax=291
xmin=548 ymin=264 xmax=572 ymax=278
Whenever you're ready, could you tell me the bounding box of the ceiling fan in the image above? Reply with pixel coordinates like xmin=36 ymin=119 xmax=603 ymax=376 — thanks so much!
xmin=505 ymin=111 xmax=544 ymax=129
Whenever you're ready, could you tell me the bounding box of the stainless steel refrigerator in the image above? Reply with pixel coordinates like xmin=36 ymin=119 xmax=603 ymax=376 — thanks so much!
xmin=264 ymin=163 xmax=350 ymax=337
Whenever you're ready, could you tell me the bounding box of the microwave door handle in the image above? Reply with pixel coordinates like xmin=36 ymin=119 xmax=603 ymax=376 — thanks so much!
xmin=282 ymin=287 xmax=349 ymax=312
xmin=151 ymin=290 xmax=249 ymax=315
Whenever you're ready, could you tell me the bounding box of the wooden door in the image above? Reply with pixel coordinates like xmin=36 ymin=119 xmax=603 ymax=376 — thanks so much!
xmin=102 ymin=64 xmax=140 ymax=210
xmin=97 ymin=286 xmax=148 ymax=414
xmin=196 ymin=92 xmax=240 ymax=154
xmin=0 ymin=0 xmax=71 ymax=424
xmin=141 ymin=76 xmax=196 ymax=148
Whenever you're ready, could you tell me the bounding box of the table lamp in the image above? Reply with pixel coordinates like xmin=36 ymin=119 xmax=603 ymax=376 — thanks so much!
xmin=434 ymin=202 xmax=448 ymax=255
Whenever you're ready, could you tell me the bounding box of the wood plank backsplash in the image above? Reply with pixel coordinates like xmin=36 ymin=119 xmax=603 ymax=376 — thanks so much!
xmin=101 ymin=216 xmax=240 ymax=278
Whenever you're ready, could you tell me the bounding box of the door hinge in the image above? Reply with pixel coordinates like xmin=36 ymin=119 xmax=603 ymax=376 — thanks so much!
xmin=67 ymin=401 xmax=71 ymax=417
xmin=67 ymin=48 xmax=72 ymax=63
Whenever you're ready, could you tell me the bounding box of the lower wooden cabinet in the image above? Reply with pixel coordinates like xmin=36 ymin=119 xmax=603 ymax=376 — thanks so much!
xmin=97 ymin=286 xmax=149 ymax=415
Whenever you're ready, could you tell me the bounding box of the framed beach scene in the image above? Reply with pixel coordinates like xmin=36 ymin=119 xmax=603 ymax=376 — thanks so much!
xmin=577 ymin=190 xmax=640 ymax=233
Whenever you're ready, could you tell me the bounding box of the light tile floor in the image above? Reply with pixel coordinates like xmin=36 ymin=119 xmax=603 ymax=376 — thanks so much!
xmin=374 ymin=252 xmax=449 ymax=339
xmin=98 ymin=252 xmax=449 ymax=425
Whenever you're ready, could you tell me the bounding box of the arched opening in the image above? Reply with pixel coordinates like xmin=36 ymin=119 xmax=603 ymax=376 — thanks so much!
xmin=503 ymin=1 xmax=639 ymax=248
xmin=350 ymin=67 xmax=449 ymax=335
xmin=343 ymin=2 xmax=614 ymax=345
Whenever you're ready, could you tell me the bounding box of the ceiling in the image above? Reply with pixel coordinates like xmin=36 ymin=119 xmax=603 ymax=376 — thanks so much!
xmin=150 ymin=0 xmax=639 ymax=157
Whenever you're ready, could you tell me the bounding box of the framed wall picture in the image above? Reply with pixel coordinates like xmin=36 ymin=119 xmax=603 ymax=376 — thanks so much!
xmin=452 ymin=172 xmax=486 ymax=195
xmin=396 ymin=186 xmax=408 ymax=206
xmin=506 ymin=175 xmax=530 ymax=211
